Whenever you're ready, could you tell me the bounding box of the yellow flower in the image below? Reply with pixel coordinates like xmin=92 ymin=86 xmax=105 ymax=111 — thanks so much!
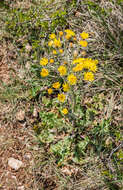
xmin=64 ymin=61 xmax=67 ymax=65
xmin=79 ymin=40 xmax=88 ymax=47
xmin=59 ymin=31 xmax=63 ymax=36
xmin=64 ymin=29 xmax=75 ymax=37
xmin=80 ymin=32 xmax=89 ymax=39
xmin=50 ymin=59 xmax=54 ymax=63
xmin=72 ymin=58 xmax=85 ymax=64
xmin=40 ymin=68 xmax=49 ymax=77
xmin=62 ymin=108 xmax=68 ymax=115
xmin=67 ymin=74 xmax=77 ymax=85
xmin=94 ymin=59 xmax=99 ymax=64
xmin=73 ymin=37 xmax=77 ymax=41
xmin=63 ymin=83 xmax=70 ymax=92
xmin=89 ymin=62 xmax=97 ymax=72
xmin=52 ymin=82 xmax=61 ymax=89
xmin=58 ymin=65 xmax=67 ymax=76
xmin=84 ymin=59 xmax=97 ymax=72
xmin=84 ymin=72 xmax=94 ymax=81
xmin=49 ymin=33 xmax=56 ymax=39
xmin=59 ymin=49 xmax=63 ymax=54
xmin=72 ymin=63 xmax=84 ymax=72
xmin=48 ymin=88 xmax=53 ymax=95
xmin=54 ymin=38 xmax=61 ymax=48
xmin=69 ymin=42 xmax=73 ymax=48
xmin=40 ymin=58 xmax=48 ymax=66
xmin=48 ymin=40 xmax=54 ymax=47
xmin=65 ymin=34 xmax=71 ymax=40
xmin=58 ymin=93 xmax=66 ymax=102
xmin=52 ymin=50 xmax=57 ymax=54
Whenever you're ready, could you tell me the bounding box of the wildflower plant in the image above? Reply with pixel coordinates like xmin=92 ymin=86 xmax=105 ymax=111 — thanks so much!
xmin=40 ymin=29 xmax=98 ymax=113
xmin=39 ymin=29 xmax=99 ymax=163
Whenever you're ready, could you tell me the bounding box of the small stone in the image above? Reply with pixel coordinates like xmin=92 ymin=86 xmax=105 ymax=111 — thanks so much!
xmin=16 ymin=110 xmax=25 ymax=121
xmin=18 ymin=186 xmax=25 ymax=190
xmin=8 ymin=158 xmax=23 ymax=170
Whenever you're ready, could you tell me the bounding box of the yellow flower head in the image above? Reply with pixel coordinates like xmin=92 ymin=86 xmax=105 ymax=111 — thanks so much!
xmin=40 ymin=68 xmax=49 ymax=77
xmin=72 ymin=63 xmax=84 ymax=72
xmin=65 ymin=34 xmax=71 ymax=40
xmin=63 ymin=83 xmax=70 ymax=92
xmin=83 ymin=59 xmax=97 ymax=72
xmin=52 ymin=82 xmax=61 ymax=89
xmin=58 ymin=65 xmax=67 ymax=76
xmin=67 ymin=74 xmax=77 ymax=85
xmin=48 ymin=88 xmax=53 ymax=95
xmin=73 ymin=37 xmax=77 ymax=41
xmin=89 ymin=62 xmax=97 ymax=72
xmin=62 ymin=108 xmax=68 ymax=115
xmin=94 ymin=59 xmax=99 ymax=64
xmin=52 ymin=50 xmax=57 ymax=55
xmin=49 ymin=33 xmax=56 ymax=39
xmin=58 ymin=93 xmax=66 ymax=102
xmin=59 ymin=31 xmax=63 ymax=36
xmin=54 ymin=38 xmax=61 ymax=48
xmin=59 ymin=49 xmax=63 ymax=54
xmin=48 ymin=40 xmax=54 ymax=47
xmin=79 ymin=40 xmax=88 ymax=47
xmin=50 ymin=59 xmax=54 ymax=63
xmin=72 ymin=58 xmax=85 ymax=64
xmin=80 ymin=32 xmax=89 ymax=39
xmin=64 ymin=61 xmax=67 ymax=65
xmin=64 ymin=29 xmax=75 ymax=37
xmin=40 ymin=58 xmax=48 ymax=66
xmin=69 ymin=42 xmax=73 ymax=48
xmin=84 ymin=72 xmax=94 ymax=81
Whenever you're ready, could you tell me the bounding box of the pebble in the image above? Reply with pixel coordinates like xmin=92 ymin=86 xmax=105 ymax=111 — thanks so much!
xmin=8 ymin=158 xmax=23 ymax=170
xmin=16 ymin=110 xmax=25 ymax=121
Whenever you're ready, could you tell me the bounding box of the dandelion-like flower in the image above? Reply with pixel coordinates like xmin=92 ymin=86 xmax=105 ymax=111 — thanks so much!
xmin=48 ymin=88 xmax=53 ymax=95
xmin=58 ymin=93 xmax=66 ymax=102
xmin=72 ymin=63 xmax=84 ymax=72
xmin=49 ymin=59 xmax=54 ymax=63
xmin=79 ymin=40 xmax=88 ymax=47
xmin=52 ymin=82 xmax=61 ymax=89
xmin=72 ymin=58 xmax=85 ymax=64
xmin=84 ymin=72 xmax=94 ymax=81
xmin=59 ymin=49 xmax=63 ymax=54
xmin=63 ymin=83 xmax=70 ymax=92
xmin=64 ymin=29 xmax=75 ymax=37
xmin=80 ymin=32 xmax=89 ymax=39
xmin=49 ymin=33 xmax=56 ymax=39
xmin=62 ymin=108 xmax=68 ymax=115
xmin=40 ymin=58 xmax=48 ymax=66
xmin=40 ymin=68 xmax=49 ymax=77
xmin=67 ymin=74 xmax=77 ymax=85
xmin=58 ymin=65 xmax=67 ymax=76
xmin=52 ymin=50 xmax=57 ymax=55
xmin=54 ymin=38 xmax=61 ymax=48
xmin=59 ymin=31 xmax=63 ymax=36
xmin=48 ymin=40 xmax=54 ymax=47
